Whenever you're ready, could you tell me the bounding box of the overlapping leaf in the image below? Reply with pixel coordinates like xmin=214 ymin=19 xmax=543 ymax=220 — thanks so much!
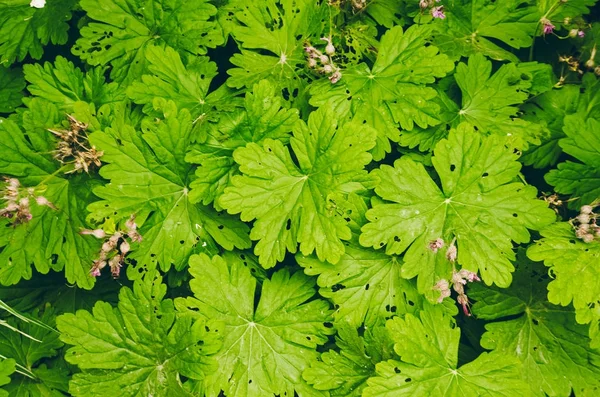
xmin=73 ymin=0 xmax=223 ymax=84
xmin=527 ymin=222 xmax=600 ymax=349
xmin=297 ymin=241 xmax=422 ymax=328
xmin=546 ymin=116 xmax=600 ymax=207
xmin=471 ymin=252 xmax=600 ymax=396
xmin=127 ymin=45 xmax=238 ymax=121
xmin=175 ymin=254 xmax=334 ymax=397
xmin=303 ymin=323 xmax=395 ymax=397
xmin=0 ymin=0 xmax=77 ymax=65
xmin=23 ymin=56 xmax=123 ymax=112
xmin=432 ymin=0 xmax=539 ymax=62
xmin=88 ymin=101 xmax=251 ymax=278
xmin=220 ymin=106 xmax=377 ymax=268
xmin=310 ymin=24 xmax=454 ymax=160
xmin=360 ymin=124 xmax=555 ymax=292
xmin=363 ymin=304 xmax=527 ymax=396
xmin=57 ymin=274 xmax=222 ymax=396
xmin=227 ymin=0 xmax=328 ymax=102
xmin=0 ymin=307 xmax=69 ymax=395
xmin=186 ymin=79 xmax=298 ymax=207
xmin=0 ymin=67 xmax=24 ymax=113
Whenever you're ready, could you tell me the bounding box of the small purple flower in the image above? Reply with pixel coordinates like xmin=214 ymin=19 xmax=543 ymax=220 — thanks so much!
xmin=90 ymin=268 xmax=101 ymax=277
xmin=431 ymin=6 xmax=446 ymax=19
xmin=578 ymin=30 xmax=585 ymax=38
xmin=541 ymin=18 xmax=555 ymax=35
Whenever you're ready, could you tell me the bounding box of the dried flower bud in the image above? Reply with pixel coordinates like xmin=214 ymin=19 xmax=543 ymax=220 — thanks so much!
xmin=581 ymin=205 xmax=594 ymax=214
xmin=323 ymin=64 xmax=333 ymax=73
xmin=458 ymin=269 xmax=481 ymax=282
xmin=90 ymin=268 xmax=101 ymax=277
xmin=329 ymin=70 xmax=342 ymax=84
xmin=457 ymin=294 xmax=471 ymax=316
xmin=308 ymin=58 xmax=317 ymax=68
xmin=319 ymin=54 xmax=330 ymax=64
xmin=433 ymin=279 xmax=451 ymax=303
xmin=577 ymin=213 xmax=591 ymax=224
xmin=120 ymin=239 xmax=130 ymax=254
xmin=428 ymin=238 xmax=445 ymax=253
xmin=80 ymin=229 xmax=107 ymax=239
xmin=446 ymin=244 xmax=457 ymax=262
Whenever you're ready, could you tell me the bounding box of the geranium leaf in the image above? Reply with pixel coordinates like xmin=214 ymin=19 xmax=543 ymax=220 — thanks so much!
xmin=175 ymin=253 xmax=334 ymax=397
xmin=73 ymin=0 xmax=223 ymax=84
xmin=363 ymin=304 xmax=527 ymax=396
xmin=220 ymin=106 xmax=377 ymax=268
xmin=470 ymin=251 xmax=600 ymax=396
xmin=0 ymin=67 xmax=25 ymax=113
xmin=57 ymin=274 xmax=222 ymax=397
xmin=360 ymin=123 xmax=555 ymax=292
xmin=310 ymin=24 xmax=454 ymax=160
xmin=88 ymin=101 xmax=251 ymax=278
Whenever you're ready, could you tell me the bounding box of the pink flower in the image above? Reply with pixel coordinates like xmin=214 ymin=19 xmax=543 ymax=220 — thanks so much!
xmin=431 ymin=6 xmax=445 ymax=19
xmin=541 ymin=18 xmax=555 ymax=35
xmin=329 ymin=70 xmax=342 ymax=84
xmin=428 ymin=238 xmax=445 ymax=253
xmin=419 ymin=0 xmax=429 ymax=9
xmin=458 ymin=269 xmax=480 ymax=282
xmin=90 ymin=268 xmax=101 ymax=277
xmin=578 ymin=30 xmax=585 ymax=38
xmin=457 ymin=294 xmax=471 ymax=316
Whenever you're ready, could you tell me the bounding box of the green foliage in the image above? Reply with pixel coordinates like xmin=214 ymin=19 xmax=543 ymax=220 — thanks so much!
xmin=0 ymin=0 xmax=599 ymax=395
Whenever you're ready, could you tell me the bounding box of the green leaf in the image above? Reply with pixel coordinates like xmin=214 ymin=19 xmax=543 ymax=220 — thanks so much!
xmin=220 ymin=106 xmax=377 ymax=268
xmin=454 ymin=54 xmax=543 ymax=149
xmin=227 ymin=0 xmax=328 ymax=100
xmin=57 ymin=274 xmax=222 ymax=397
xmin=0 ymin=307 xmax=68 ymax=396
xmin=88 ymin=101 xmax=251 ymax=278
xmin=363 ymin=304 xmax=527 ymax=396
xmin=522 ymin=74 xmax=600 ymax=169
xmin=74 ymin=0 xmax=223 ymax=84
xmin=360 ymin=124 xmax=555 ymax=292
xmin=23 ymin=56 xmax=123 ymax=112
xmin=0 ymin=359 xmax=15 ymax=387
xmin=537 ymin=0 xmax=597 ymax=30
xmin=433 ymin=0 xmax=539 ymax=62
xmin=0 ymin=117 xmax=100 ymax=289
xmin=303 ymin=323 xmax=395 ymax=396
xmin=186 ymin=79 xmax=298 ymax=207
xmin=175 ymin=254 xmax=334 ymax=397
xmin=546 ymin=116 xmax=600 ymax=207
xmin=309 ymin=24 xmax=454 ymax=160
xmin=127 ymin=45 xmax=239 ymax=121
xmin=0 ymin=0 xmax=77 ymax=66
xmin=0 ymin=67 xmax=24 ymax=113
xmin=470 ymin=251 xmax=600 ymax=396
xmin=297 ymin=241 xmax=422 ymax=328
xmin=527 ymin=222 xmax=600 ymax=349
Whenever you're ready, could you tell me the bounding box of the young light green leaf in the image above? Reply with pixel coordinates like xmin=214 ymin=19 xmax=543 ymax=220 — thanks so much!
xmin=303 ymin=323 xmax=395 ymax=396
xmin=0 ymin=67 xmax=25 ymax=113
xmin=23 ymin=56 xmax=123 ymax=112
xmin=88 ymin=101 xmax=251 ymax=278
xmin=527 ymin=222 xmax=600 ymax=349
xmin=433 ymin=0 xmax=539 ymax=62
xmin=0 ymin=118 xmax=100 ymax=289
xmin=363 ymin=304 xmax=527 ymax=396
xmin=0 ymin=0 xmax=77 ymax=65
xmin=297 ymin=242 xmax=422 ymax=328
xmin=175 ymin=254 xmax=334 ymax=397
xmin=546 ymin=116 xmax=600 ymax=208
xmin=310 ymin=24 xmax=454 ymax=160
xmin=57 ymin=274 xmax=222 ymax=397
xmin=220 ymin=106 xmax=377 ymax=268
xmin=186 ymin=79 xmax=298 ymax=207
xmin=360 ymin=124 xmax=555 ymax=292
xmin=0 ymin=358 xmax=15 ymax=387
xmin=470 ymin=251 xmax=600 ymax=396
xmin=74 ymin=0 xmax=223 ymax=84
